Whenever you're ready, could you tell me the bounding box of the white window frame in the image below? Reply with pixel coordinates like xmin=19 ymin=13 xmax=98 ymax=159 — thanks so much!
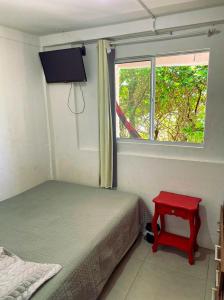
xmin=115 ymin=50 xmax=209 ymax=147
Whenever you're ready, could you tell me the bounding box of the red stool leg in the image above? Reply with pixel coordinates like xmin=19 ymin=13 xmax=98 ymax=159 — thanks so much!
xmin=189 ymin=214 xmax=196 ymax=265
xmin=194 ymin=211 xmax=201 ymax=251
xmin=152 ymin=206 xmax=159 ymax=253
xmin=160 ymin=215 xmax=165 ymax=233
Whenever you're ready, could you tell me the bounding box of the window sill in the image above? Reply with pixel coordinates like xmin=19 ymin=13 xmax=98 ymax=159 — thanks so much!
xmin=116 ymin=138 xmax=204 ymax=149
xmin=116 ymin=138 xmax=217 ymax=164
xmin=117 ymin=140 xmax=224 ymax=165
xmin=117 ymin=150 xmax=224 ymax=165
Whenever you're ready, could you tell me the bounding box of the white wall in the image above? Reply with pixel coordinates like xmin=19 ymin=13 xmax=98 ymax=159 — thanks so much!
xmin=115 ymin=27 xmax=224 ymax=249
xmin=45 ymin=43 xmax=99 ymax=185
xmin=0 ymin=26 xmax=50 ymax=201
xmin=45 ymin=25 xmax=224 ymax=249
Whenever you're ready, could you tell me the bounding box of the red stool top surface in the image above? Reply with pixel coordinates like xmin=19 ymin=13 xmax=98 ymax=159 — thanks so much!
xmin=153 ymin=191 xmax=201 ymax=211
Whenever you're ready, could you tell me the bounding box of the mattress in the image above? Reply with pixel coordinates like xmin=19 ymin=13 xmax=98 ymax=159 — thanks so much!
xmin=0 ymin=181 xmax=140 ymax=300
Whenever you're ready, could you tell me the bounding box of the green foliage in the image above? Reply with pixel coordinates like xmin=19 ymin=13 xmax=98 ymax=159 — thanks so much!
xmin=119 ymin=67 xmax=150 ymax=139
xmin=118 ymin=64 xmax=208 ymax=143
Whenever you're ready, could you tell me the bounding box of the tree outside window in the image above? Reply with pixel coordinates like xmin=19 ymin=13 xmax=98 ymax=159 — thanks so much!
xmin=115 ymin=51 xmax=209 ymax=144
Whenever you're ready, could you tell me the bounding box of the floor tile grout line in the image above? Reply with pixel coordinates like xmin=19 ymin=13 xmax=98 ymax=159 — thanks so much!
xmin=123 ymin=259 xmax=146 ymax=300
xmin=203 ymin=254 xmax=212 ymax=300
xmin=143 ymin=250 xmax=210 ymax=281
xmin=124 ymin=249 xmax=210 ymax=300
xmin=124 ymin=247 xmax=151 ymax=300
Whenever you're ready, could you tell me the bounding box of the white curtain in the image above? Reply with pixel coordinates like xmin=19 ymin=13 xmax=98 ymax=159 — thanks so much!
xmin=98 ymin=40 xmax=113 ymax=188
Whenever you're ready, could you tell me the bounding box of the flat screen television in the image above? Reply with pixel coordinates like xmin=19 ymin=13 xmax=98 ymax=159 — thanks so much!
xmin=39 ymin=48 xmax=87 ymax=83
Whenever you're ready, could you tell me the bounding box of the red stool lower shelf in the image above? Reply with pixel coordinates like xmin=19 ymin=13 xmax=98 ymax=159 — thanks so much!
xmin=152 ymin=191 xmax=202 ymax=265
xmin=153 ymin=232 xmax=190 ymax=253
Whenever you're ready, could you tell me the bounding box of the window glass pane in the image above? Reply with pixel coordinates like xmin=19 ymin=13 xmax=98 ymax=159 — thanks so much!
xmin=115 ymin=60 xmax=151 ymax=139
xmin=155 ymin=52 xmax=209 ymax=143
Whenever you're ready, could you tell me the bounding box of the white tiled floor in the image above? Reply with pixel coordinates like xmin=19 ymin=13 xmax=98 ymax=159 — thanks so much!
xmin=99 ymin=236 xmax=215 ymax=300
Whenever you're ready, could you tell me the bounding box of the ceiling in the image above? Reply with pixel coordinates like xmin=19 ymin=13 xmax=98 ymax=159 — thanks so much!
xmin=0 ymin=0 xmax=223 ymax=36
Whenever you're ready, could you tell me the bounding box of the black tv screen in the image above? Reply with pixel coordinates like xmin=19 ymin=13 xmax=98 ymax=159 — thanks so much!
xmin=39 ymin=48 xmax=87 ymax=83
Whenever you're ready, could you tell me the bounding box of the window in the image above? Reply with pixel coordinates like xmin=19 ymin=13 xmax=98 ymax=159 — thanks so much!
xmin=115 ymin=51 xmax=209 ymax=144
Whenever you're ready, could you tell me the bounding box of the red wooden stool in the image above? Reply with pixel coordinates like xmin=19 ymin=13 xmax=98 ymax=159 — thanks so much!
xmin=152 ymin=191 xmax=201 ymax=265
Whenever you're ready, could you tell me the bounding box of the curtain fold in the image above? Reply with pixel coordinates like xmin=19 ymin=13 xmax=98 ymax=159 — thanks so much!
xmin=98 ymin=40 xmax=115 ymax=188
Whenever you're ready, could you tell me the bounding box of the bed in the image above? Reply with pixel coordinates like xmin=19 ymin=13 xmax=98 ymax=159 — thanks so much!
xmin=0 ymin=180 xmax=140 ymax=300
